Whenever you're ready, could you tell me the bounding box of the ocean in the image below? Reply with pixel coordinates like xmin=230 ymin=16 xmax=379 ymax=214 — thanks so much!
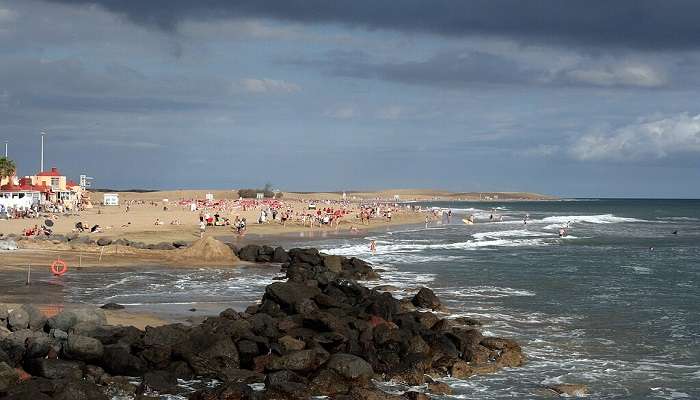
xmin=21 ymin=199 xmax=699 ymax=399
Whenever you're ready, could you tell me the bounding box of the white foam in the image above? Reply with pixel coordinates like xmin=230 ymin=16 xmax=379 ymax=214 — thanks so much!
xmin=539 ymin=214 xmax=644 ymax=225
xmin=472 ymin=229 xmax=553 ymax=240
xmin=442 ymin=285 xmax=536 ymax=299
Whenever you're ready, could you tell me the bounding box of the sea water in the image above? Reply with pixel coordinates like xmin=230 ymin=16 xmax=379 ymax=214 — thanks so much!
xmin=22 ymin=199 xmax=699 ymax=399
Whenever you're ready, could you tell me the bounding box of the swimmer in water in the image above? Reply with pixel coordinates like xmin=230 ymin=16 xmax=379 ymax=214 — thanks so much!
xmin=370 ymin=240 xmax=377 ymax=253
xmin=558 ymin=228 xmax=567 ymax=237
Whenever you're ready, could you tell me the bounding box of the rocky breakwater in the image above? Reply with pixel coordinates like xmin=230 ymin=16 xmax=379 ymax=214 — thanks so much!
xmin=0 ymin=248 xmax=525 ymax=399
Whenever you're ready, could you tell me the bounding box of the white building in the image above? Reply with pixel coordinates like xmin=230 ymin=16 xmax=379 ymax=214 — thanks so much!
xmin=103 ymin=193 xmax=119 ymax=206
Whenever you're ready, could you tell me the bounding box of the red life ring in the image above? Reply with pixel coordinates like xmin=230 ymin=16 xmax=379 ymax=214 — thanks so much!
xmin=50 ymin=259 xmax=68 ymax=276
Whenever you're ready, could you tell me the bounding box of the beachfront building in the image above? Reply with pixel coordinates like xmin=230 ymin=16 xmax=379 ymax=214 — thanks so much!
xmin=30 ymin=167 xmax=84 ymax=208
xmin=0 ymin=179 xmax=50 ymax=210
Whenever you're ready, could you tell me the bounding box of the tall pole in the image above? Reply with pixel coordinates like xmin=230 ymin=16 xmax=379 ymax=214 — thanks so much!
xmin=3 ymin=141 xmax=6 ymax=157
xmin=40 ymin=132 xmax=45 ymax=172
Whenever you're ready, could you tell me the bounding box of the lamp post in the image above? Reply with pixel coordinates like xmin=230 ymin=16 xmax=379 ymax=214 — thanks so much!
xmin=40 ymin=131 xmax=46 ymax=172
xmin=3 ymin=141 xmax=6 ymax=158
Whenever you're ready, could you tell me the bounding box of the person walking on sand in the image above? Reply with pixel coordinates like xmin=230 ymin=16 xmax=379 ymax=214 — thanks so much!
xmin=199 ymin=220 xmax=206 ymax=238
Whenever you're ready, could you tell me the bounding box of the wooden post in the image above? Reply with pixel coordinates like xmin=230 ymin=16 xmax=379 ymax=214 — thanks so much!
xmin=26 ymin=264 xmax=31 ymax=286
xmin=79 ymin=254 xmax=82 ymax=268
xmin=99 ymin=247 xmax=105 ymax=263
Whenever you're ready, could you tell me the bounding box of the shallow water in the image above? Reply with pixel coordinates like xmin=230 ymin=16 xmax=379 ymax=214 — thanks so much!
xmin=4 ymin=199 xmax=698 ymax=399
xmin=307 ymin=199 xmax=700 ymax=399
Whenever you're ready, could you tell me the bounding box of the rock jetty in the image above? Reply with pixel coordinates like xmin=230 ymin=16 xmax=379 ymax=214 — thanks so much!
xmin=0 ymin=247 xmax=525 ymax=399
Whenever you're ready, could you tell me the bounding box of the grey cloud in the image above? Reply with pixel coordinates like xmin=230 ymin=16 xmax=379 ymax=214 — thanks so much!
xmin=288 ymin=50 xmax=673 ymax=89
xmin=42 ymin=0 xmax=700 ymax=50
xmin=291 ymin=50 xmax=539 ymax=87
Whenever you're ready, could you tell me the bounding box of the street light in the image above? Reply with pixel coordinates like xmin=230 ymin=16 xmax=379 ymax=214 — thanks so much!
xmin=40 ymin=131 xmax=46 ymax=172
xmin=3 ymin=141 xmax=7 ymax=158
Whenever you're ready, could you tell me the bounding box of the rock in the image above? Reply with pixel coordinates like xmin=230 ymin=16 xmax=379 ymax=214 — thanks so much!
xmin=138 ymin=370 xmax=179 ymax=395
xmin=26 ymin=359 xmax=83 ymax=380
xmin=268 ymin=349 xmax=326 ymax=372
xmin=0 ymin=361 xmax=19 ymax=392
xmin=405 ymin=391 xmax=429 ymax=400
xmin=450 ymin=361 xmax=473 ymax=379
xmin=322 ymin=255 xmax=343 ymax=273
xmin=102 ymin=344 xmax=147 ymax=376
xmin=20 ymin=305 xmax=46 ymax=331
xmin=237 ymin=245 xmax=260 ymax=262
xmin=152 ymin=242 xmax=176 ymax=250
xmin=546 ymin=384 xmax=589 ymax=397
xmin=325 ymin=353 xmax=374 ymax=382
xmin=411 ymin=287 xmax=442 ymax=310
xmin=113 ymin=238 xmax=131 ymax=246
xmin=84 ymin=365 xmax=106 ymax=384
xmin=0 ymin=304 xmax=8 ymax=320
xmin=189 ymin=382 xmax=254 ymax=400
xmin=177 ymin=335 xmax=239 ymax=378
xmin=50 ymin=329 xmax=68 ymax=341
xmin=100 ymin=303 xmax=125 ymax=310
xmin=0 ymin=326 xmax=10 ymax=339
xmin=218 ymin=368 xmax=265 ymax=384
xmin=374 ymin=285 xmax=400 ymax=292
xmin=52 ymin=379 xmax=109 ymax=400
xmin=96 ymin=237 xmax=113 ymax=246
xmin=453 ymin=316 xmax=482 ymax=326
xmin=0 ymin=240 xmax=18 ymax=251
xmin=264 ymin=282 xmax=321 ymax=313
xmin=48 ymin=309 xmax=106 ymax=332
xmin=427 ymin=381 xmax=453 ymax=395
xmin=65 ymin=334 xmax=104 ymax=361
xmin=7 ymin=308 xmax=29 ymax=331
xmin=24 ymin=335 xmax=56 ymax=359
xmin=278 ymin=335 xmax=306 ymax=352
xmin=272 ymin=247 xmax=290 ymax=263
xmin=172 ymin=240 xmax=189 ymax=249
xmin=265 ymin=370 xmax=309 ymax=396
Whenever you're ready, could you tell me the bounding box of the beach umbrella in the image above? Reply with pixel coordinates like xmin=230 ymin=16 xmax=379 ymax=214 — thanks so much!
xmin=44 ymin=219 xmax=54 ymax=227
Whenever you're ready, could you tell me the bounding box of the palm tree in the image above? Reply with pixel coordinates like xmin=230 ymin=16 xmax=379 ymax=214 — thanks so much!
xmin=0 ymin=156 xmax=17 ymax=185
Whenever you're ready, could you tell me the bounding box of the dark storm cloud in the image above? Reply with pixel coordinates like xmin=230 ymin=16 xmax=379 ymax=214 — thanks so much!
xmin=44 ymin=0 xmax=700 ymax=50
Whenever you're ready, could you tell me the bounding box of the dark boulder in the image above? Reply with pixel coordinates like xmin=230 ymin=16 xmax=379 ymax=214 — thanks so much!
xmin=52 ymin=379 xmax=109 ymax=400
xmin=102 ymin=343 xmax=147 ymax=376
xmin=138 ymin=370 xmax=179 ymax=395
xmin=176 ymin=333 xmax=239 ymax=378
xmin=65 ymin=334 xmax=104 ymax=362
xmin=238 ymin=245 xmax=260 ymax=262
xmin=0 ymin=361 xmax=19 ymax=392
xmin=100 ymin=303 xmax=125 ymax=310
xmin=411 ymin=288 xmax=442 ymax=310
xmin=265 ymin=370 xmax=309 ymax=397
xmin=325 ymin=353 xmax=374 ymax=382
xmin=264 ymin=282 xmax=321 ymax=313
xmin=272 ymin=247 xmax=290 ymax=263
xmin=25 ymin=359 xmax=83 ymax=380
xmin=96 ymin=237 xmax=112 ymax=246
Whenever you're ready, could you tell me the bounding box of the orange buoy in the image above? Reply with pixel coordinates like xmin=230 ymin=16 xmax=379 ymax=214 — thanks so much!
xmin=50 ymin=259 xmax=68 ymax=276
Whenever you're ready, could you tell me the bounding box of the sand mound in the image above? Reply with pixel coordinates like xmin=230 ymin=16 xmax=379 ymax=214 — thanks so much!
xmin=178 ymin=237 xmax=239 ymax=264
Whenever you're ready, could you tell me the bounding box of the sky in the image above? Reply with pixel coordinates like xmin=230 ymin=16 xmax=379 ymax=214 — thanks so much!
xmin=1 ymin=0 xmax=699 ymax=197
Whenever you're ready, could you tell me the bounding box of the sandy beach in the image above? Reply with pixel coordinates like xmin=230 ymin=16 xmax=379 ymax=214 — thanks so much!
xmin=0 ymin=189 xmax=552 ymax=245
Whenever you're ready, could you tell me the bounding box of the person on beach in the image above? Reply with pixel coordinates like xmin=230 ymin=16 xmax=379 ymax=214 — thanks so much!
xmin=199 ymin=220 xmax=206 ymax=238
xmin=425 ymin=215 xmax=430 ymax=228
xmin=370 ymin=240 xmax=377 ymax=253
